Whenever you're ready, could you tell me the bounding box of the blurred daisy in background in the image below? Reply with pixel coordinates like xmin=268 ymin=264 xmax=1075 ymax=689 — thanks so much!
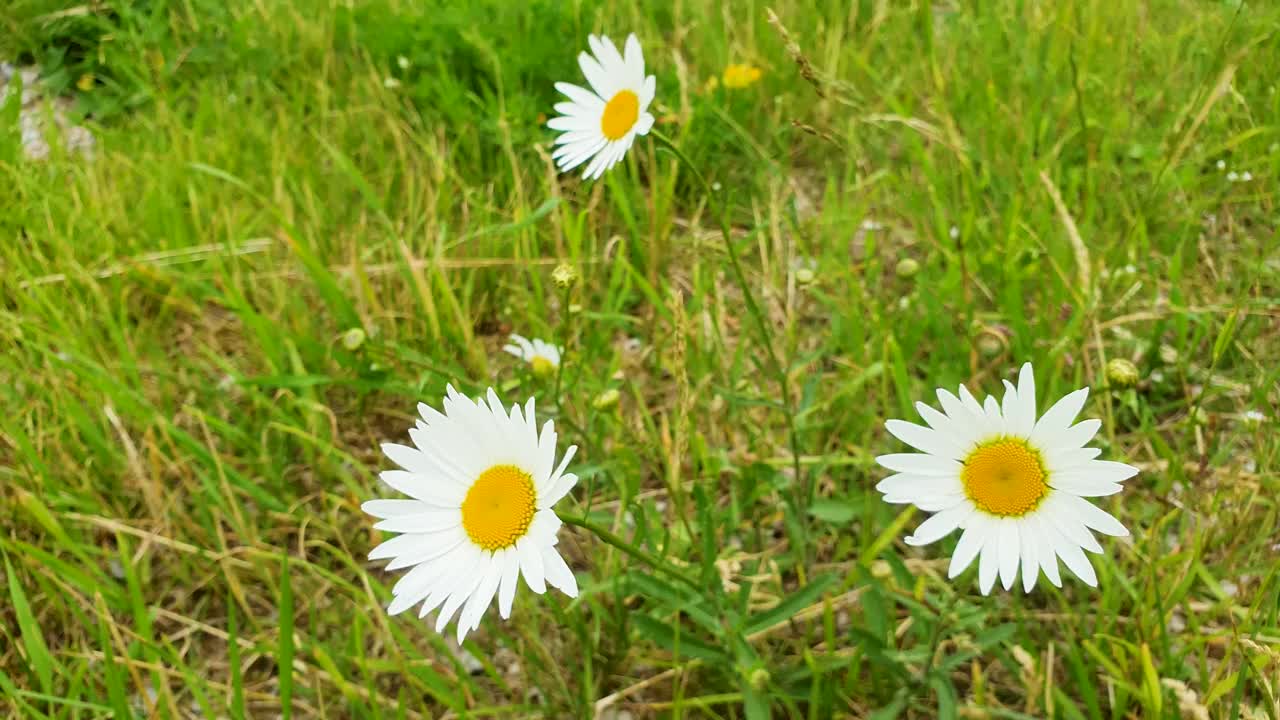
xmin=875 ymin=363 xmax=1136 ymax=594
xmin=363 ymin=387 xmax=580 ymax=642
xmin=504 ymin=334 xmax=561 ymax=379
xmin=548 ymin=33 xmax=656 ymax=180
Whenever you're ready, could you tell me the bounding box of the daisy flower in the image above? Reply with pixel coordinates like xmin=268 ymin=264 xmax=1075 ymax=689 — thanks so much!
xmin=363 ymin=386 xmax=580 ymax=643
xmin=503 ymin=334 xmax=561 ymax=378
xmin=875 ymin=363 xmax=1136 ymax=594
xmin=548 ymin=33 xmax=656 ymax=180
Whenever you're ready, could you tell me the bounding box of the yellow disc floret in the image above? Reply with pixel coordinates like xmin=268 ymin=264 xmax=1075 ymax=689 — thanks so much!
xmin=961 ymin=438 xmax=1048 ymax=517
xmin=461 ymin=465 xmax=537 ymax=551
xmin=601 ymin=90 xmax=640 ymax=140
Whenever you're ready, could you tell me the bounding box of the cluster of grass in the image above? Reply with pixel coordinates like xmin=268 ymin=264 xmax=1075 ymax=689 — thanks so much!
xmin=2 ymin=0 xmax=1278 ymax=717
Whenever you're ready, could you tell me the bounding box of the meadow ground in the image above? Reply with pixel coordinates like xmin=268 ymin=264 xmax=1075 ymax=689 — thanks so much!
xmin=2 ymin=1 xmax=1279 ymax=718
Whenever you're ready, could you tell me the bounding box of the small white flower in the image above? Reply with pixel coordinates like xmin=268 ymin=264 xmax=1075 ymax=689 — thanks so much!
xmin=383 ymin=77 xmax=401 ymax=89
xmin=875 ymin=362 xmax=1137 ymax=594
xmin=949 ymin=226 xmax=959 ymax=239
xmin=503 ymin=334 xmax=562 ymax=376
xmin=397 ymin=55 xmax=411 ymax=70
xmin=1216 ymin=159 xmax=1226 ymax=170
xmin=1243 ymin=410 xmax=1267 ymax=426
xmin=1227 ymin=171 xmax=1239 ymax=182
xmin=548 ymin=33 xmax=656 ymax=180
xmin=1241 ymin=171 xmax=1253 ymax=182
xmin=364 ymin=387 xmax=580 ymax=643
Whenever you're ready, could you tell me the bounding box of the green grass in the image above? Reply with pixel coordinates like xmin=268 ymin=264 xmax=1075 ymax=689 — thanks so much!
xmin=2 ymin=0 xmax=1279 ymax=717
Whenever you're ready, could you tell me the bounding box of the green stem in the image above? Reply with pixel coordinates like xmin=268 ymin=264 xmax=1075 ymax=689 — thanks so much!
xmin=556 ymin=511 xmax=704 ymax=594
xmin=553 ymin=280 xmax=572 ymax=403
xmin=649 ymin=130 xmax=808 ymax=551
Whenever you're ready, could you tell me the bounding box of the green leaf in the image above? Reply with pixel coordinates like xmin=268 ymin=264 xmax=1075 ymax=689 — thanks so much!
xmin=96 ymin=603 xmax=130 ymax=720
xmin=930 ymin=675 xmax=958 ymax=720
xmin=5 ymin=556 xmax=56 ymax=693
xmin=742 ymin=682 xmax=772 ymax=720
xmin=1211 ymin=309 xmax=1239 ymax=365
xmin=745 ymin=573 xmax=837 ymax=636
xmin=279 ymin=553 xmax=295 ymax=720
xmin=807 ymin=497 xmax=861 ymax=525
xmin=631 ymin=614 xmax=728 ymax=664
xmin=868 ymin=692 xmax=907 ymax=720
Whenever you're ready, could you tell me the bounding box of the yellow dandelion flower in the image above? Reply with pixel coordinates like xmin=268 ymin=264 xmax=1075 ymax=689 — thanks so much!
xmin=722 ymin=63 xmax=762 ymax=89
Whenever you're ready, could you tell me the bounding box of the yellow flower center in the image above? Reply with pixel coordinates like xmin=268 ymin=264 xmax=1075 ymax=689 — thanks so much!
xmin=600 ymin=90 xmax=639 ymax=140
xmin=461 ymin=465 xmax=537 ymax=551
xmin=961 ymin=438 xmax=1048 ymax=517
xmin=530 ymin=356 xmax=556 ymax=378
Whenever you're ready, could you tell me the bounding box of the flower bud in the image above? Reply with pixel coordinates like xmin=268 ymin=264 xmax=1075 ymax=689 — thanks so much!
xmin=341 ymin=327 xmax=366 ymax=351
xmin=1106 ymin=358 xmax=1140 ymax=388
xmin=552 ymin=263 xmax=578 ymax=289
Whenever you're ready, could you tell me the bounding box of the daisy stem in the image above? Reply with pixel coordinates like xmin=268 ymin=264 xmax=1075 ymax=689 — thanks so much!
xmin=556 ymin=510 xmax=705 ymax=594
xmin=649 ymin=130 xmax=809 ymax=558
xmin=554 ymin=281 xmax=572 ymax=403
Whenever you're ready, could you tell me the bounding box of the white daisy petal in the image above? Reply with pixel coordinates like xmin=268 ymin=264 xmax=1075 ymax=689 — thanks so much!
xmin=364 ymin=387 xmax=579 ymax=640
xmin=1041 ymin=497 xmax=1104 ymax=553
xmin=875 ymin=453 xmax=962 ymax=476
xmin=1027 ymin=514 xmax=1062 ymax=587
xmin=362 ymin=499 xmax=435 ymax=519
xmin=983 ymin=396 xmax=1006 ymax=435
xmin=1043 ymin=446 xmax=1103 ymax=471
xmin=542 ymin=546 xmax=578 ymax=598
xmin=623 ymin=33 xmax=644 ymax=83
xmin=554 ymin=82 xmax=604 ymax=109
xmin=1046 ymin=419 xmax=1102 ymax=452
xmin=997 ymin=520 xmax=1020 ymax=591
xmin=1031 ymin=387 xmax=1090 ymax=441
xmin=1081 ymin=460 xmax=1140 ymax=483
xmin=1049 ymin=477 xmax=1124 ymax=497
xmin=518 ymin=537 xmax=547 ymax=593
xmin=874 ymin=473 xmax=963 ymax=497
xmin=885 ymin=419 xmax=967 ymax=460
xmin=905 ymin=504 xmax=972 ymax=546
xmin=1018 ymin=519 xmax=1039 ymax=593
xmin=977 ymin=536 xmax=999 ymax=595
xmin=910 ymin=494 xmax=968 ymax=512
xmin=1058 ymin=493 xmax=1130 ymax=537
xmin=577 ymin=52 xmax=613 ymax=98
xmin=1054 ymin=536 xmax=1098 ymax=586
xmin=497 ymin=550 xmax=521 ymax=619
xmin=458 ymin=560 xmax=503 ymax=641
xmin=1015 ymin=362 xmax=1037 ymax=434
xmin=948 ymin=516 xmax=990 ymax=578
